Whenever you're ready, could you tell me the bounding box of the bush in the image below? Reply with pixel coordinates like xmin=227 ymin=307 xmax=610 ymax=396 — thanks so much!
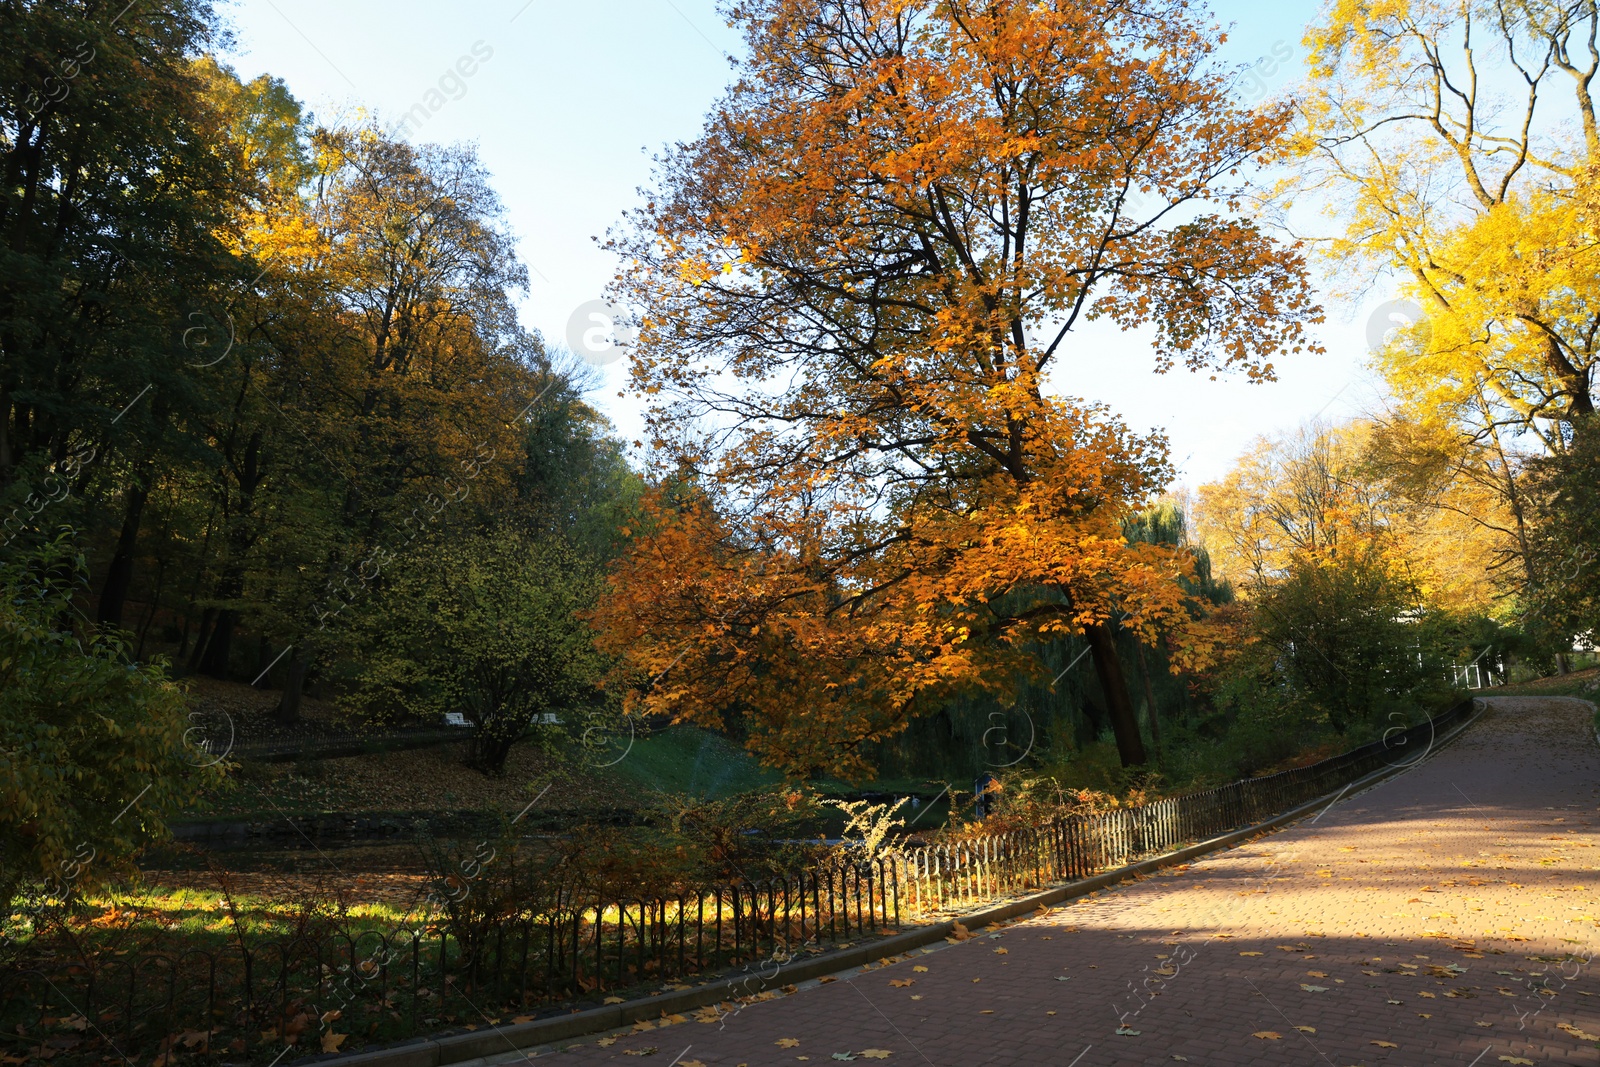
xmin=0 ymin=536 xmax=223 ymax=925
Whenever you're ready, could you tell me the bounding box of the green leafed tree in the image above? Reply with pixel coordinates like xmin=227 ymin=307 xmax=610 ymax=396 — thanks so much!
xmin=346 ymin=530 xmax=609 ymax=775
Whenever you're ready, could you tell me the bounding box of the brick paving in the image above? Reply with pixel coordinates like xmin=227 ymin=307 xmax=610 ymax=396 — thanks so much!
xmin=506 ymin=697 xmax=1600 ymax=1067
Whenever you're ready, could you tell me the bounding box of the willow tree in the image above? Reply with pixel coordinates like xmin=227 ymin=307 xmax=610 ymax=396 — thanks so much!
xmin=592 ymin=0 xmax=1319 ymax=775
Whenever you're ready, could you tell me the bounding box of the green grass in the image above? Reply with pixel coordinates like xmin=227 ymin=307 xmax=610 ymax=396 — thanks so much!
xmin=1490 ymin=666 xmax=1600 ymax=701
xmin=6 ymin=883 xmax=414 ymax=953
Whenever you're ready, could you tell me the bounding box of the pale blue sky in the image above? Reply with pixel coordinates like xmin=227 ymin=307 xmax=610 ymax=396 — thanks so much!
xmin=218 ymin=0 xmax=1392 ymax=488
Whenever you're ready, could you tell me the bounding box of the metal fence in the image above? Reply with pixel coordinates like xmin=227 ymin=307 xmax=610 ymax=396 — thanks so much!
xmin=895 ymin=698 xmax=1473 ymax=912
xmin=0 ymin=855 xmax=901 ymax=1062
xmin=1 ymin=699 xmax=1471 ymax=1063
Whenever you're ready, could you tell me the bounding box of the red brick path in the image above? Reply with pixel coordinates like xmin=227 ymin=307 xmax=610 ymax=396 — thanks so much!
xmin=504 ymin=697 xmax=1600 ymax=1067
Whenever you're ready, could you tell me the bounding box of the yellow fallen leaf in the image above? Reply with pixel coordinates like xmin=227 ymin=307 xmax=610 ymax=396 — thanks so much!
xmin=1559 ymin=1022 xmax=1600 ymax=1041
xmin=597 ymin=1038 xmax=618 ymax=1047
xmin=1240 ymin=951 xmax=1264 ymax=956
xmin=681 ymin=1061 xmax=707 ymax=1067
xmin=950 ymin=922 xmax=972 ymax=941
xmin=889 ymin=978 xmax=915 ymax=988
xmin=320 ymin=1033 xmax=347 ymax=1054
xmin=993 ymin=947 xmax=1008 ymax=955
xmin=909 ymin=995 xmax=923 ymax=1000
xmin=1307 ymin=971 xmax=1328 ymax=978
xmin=778 ymin=1038 xmax=801 ymax=1048
xmin=1372 ymin=1040 xmax=1398 ymax=1048
xmin=913 ymin=965 xmax=928 ymax=972
xmin=860 ymin=1052 xmax=892 ymax=1060
xmin=1418 ymin=991 xmax=1437 ymax=998
xmin=1294 ymin=1026 xmax=1315 ymax=1034
xmin=1498 ymin=1059 xmax=1534 ymax=1066
xmin=1252 ymin=1032 xmax=1281 ymax=1040
xmin=604 ymin=996 xmax=625 ymax=1005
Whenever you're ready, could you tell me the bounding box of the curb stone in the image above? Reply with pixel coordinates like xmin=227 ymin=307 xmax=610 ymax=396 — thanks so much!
xmin=321 ymin=701 xmax=1487 ymax=1067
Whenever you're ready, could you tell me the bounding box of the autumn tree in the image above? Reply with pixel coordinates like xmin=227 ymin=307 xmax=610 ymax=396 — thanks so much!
xmin=1290 ymin=0 xmax=1600 ymax=615
xmin=592 ymin=0 xmax=1320 ymax=775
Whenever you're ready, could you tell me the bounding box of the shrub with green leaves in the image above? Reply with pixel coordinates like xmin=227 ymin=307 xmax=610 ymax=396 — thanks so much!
xmin=1 ymin=537 xmax=219 ymax=925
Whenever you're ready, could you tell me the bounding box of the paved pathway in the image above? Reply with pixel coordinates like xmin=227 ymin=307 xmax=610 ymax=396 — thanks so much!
xmin=516 ymin=697 xmax=1600 ymax=1067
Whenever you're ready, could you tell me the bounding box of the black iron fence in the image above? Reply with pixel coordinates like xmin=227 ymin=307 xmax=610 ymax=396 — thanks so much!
xmin=1 ymin=700 xmax=1472 ymax=1064
xmin=0 ymin=855 xmax=901 ymax=1063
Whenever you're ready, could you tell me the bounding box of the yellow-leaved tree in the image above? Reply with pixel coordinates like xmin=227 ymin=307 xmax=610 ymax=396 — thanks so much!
xmin=1290 ymin=0 xmax=1600 ymax=605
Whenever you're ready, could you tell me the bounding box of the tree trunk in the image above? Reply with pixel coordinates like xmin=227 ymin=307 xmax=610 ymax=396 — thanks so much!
xmin=1084 ymin=622 xmax=1147 ymax=767
xmin=198 ymin=606 xmax=237 ymax=678
xmin=276 ymin=645 xmax=311 ymax=724
xmin=1135 ymin=641 xmax=1161 ymax=752
xmin=96 ymin=478 xmax=149 ymax=628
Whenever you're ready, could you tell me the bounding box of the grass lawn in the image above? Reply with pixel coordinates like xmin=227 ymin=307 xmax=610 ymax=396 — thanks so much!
xmin=1489 ymin=665 xmax=1600 ymax=700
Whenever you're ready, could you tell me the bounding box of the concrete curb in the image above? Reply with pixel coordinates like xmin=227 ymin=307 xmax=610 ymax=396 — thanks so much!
xmin=324 ymin=702 xmax=1486 ymax=1067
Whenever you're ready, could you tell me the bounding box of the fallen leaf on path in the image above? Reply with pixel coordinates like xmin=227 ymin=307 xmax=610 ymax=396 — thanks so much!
xmin=597 ymin=1038 xmax=617 ymax=1047
xmin=1239 ymin=951 xmax=1263 ymax=956
xmin=1498 ymin=1058 xmax=1534 ymax=1065
xmin=913 ymin=966 xmax=928 ymax=973
xmin=1300 ymin=985 xmax=1329 ymax=992
xmin=1252 ymin=1031 xmax=1281 ymax=1040
xmin=778 ymin=1039 xmax=801 ymax=1048
xmin=622 ymin=1048 xmax=658 ymax=1057
xmin=1307 ymin=971 xmax=1328 ymax=978
xmin=680 ymin=1061 xmax=707 ymax=1067
xmin=1115 ymin=1026 xmax=1141 ymax=1036
xmin=950 ymin=922 xmax=971 ymax=941
xmin=1055 ymin=976 xmax=1072 ymax=982
xmin=909 ymin=995 xmax=923 ymax=1001
xmin=993 ymin=948 xmax=1008 ymax=955
xmin=1476 ymin=1021 xmax=1493 ymax=1027
xmin=1371 ymin=1040 xmax=1398 ymax=1048
xmin=603 ymin=997 xmax=625 ymax=1005
xmin=860 ymin=1051 xmax=892 ymax=1059
xmin=819 ymin=976 xmax=838 ymax=983
xmin=889 ymin=979 xmax=914 ymax=988
xmin=831 ymin=1054 xmax=855 ymax=1062
xmin=1294 ymin=1026 xmax=1316 ymax=1033
xmin=1559 ymin=1022 xmax=1600 ymax=1040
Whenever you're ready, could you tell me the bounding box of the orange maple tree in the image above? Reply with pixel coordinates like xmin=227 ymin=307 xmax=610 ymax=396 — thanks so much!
xmin=591 ymin=0 xmax=1320 ymax=776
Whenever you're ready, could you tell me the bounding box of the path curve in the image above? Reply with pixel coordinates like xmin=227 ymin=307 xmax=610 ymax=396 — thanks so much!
xmin=507 ymin=697 xmax=1600 ymax=1067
